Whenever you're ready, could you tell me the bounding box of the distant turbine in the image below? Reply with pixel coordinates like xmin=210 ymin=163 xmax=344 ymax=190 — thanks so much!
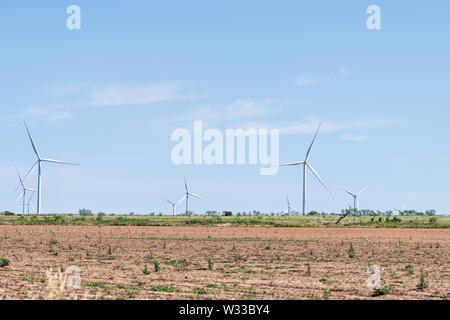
xmin=344 ymin=186 xmax=368 ymax=214
xmin=286 ymin=195 xmax=299 ymax=215
xmin=184 ymin=178 xmax=205 ymax=214
xmin=18 ymin=122 xmax=79 ymax=215
xmin=393 ymin=202 xmax=408 ymax=215
xmin=166 ymin=195 xmax=186 ymax=215
xmin=15 ymin=167 xmax=37 ymax=214
xmin=279 ymin=123 xmax=331 ymax=215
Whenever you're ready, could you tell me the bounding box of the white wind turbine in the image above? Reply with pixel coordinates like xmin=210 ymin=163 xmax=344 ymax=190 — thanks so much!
xmin=286 ymin=195 xmax=299 ymax=215
xmin=19 ymin=193 xmax=36 ymax=214
xmin=344 ymin=186 xmax=368 ymax=214
xmin=393 ymin=202 xmax=408 ymax=215
xmin=15 ymin=167 xmax=37 ymax=214
xmin=18 ymin=122 xmax=80 ymax=215
xmin=184 ymin=178 xmax=205 ymax=214
xmin=279 ymin=123 xmax=331 ymax=215
xmin=166 ymin=195 xmax=186 ymax=215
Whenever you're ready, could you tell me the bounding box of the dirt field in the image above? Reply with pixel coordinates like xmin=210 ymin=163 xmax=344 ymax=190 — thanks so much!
xmin=0 ymin=225 xmax=448 ymax=300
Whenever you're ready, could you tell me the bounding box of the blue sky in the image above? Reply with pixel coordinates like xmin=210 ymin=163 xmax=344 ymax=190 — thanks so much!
xmin=1 ymin=1 xmax=449 ymax=214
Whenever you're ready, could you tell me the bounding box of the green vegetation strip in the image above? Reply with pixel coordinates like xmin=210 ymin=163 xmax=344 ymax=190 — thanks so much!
xmin=0 ymin=214 xmax=449 ymax=228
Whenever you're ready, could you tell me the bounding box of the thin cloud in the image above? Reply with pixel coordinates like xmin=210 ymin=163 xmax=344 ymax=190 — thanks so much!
xmin=86 ymin=83 xmax=199 ymax=107
xmin=173 ymin=99 xmax=288 ymax=122
xmin=14 ymin=106 xmax=71 ymax=122
xmin=240 ymin=117 xmax=398 ymax=135
xmin=340 ymin=134 xmax=368 ymax=142
xmin=294 ymin=67 xmax=349 ymax=87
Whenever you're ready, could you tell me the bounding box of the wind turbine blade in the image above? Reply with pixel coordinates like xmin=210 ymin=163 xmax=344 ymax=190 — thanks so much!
xmin=306 ymin=163 xmax=331 ymax=194
xmin=17 ymin=161 xmax=39 ymax=191
xmin=188 ymin=192 xmax=205 ymax=200
xmin=24 ymin=122 xmax=40 ymax=158
xmin=166 ymin=199 xmax=175 ymax=205
xmin=41 ymin=159 xmax=80 ymax=166
xmin=30 ymin=204 xmax=35 ymax=211
xmin=279 ymin=161 xmax=304 ymax=167
xmin=305 ymin=123 xmax=321 ymax=161
xmin=15 ymin=191 xmax=24 ymax=204
xmin=357 ymin=186 xmax=368 ymax=195
xmin=15 ymin=167 xmax=24 ymax=188
xmin=28 ymin=193 xmax=35 ymax=204
xmin=356 ymin=198 xmax=359 ymax=210
xmin=184 ymin=177 xmax=188 ymax=192
xmin=176 ymin=195 xmax=186 ymax=206
xmin=25 ymin=188 xmax=37 ymax=192
xmin=344 ymin=189 xmax=356 ymax=197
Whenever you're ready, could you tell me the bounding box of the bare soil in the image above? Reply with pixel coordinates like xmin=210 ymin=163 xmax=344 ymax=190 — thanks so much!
xmin=0 ymin=226 xmax=448 ymax=300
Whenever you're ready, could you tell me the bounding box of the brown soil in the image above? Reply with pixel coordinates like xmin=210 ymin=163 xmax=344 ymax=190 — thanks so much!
xmin=0 ymin=226 xmax=448 ymax=300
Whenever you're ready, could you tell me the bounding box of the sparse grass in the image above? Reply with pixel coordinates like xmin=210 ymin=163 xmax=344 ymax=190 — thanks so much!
xmin=151 ymin=285 xmax=175 ymax=292
xmin=206 ymin=283 xmax=220 ymax=289
xmin=372 ymin=285 xmax=391 ymax=297
xmin=348 ymin=242 xmax=356 ymax=258
xmin=306 ymin=262 xmax=311 ymax=276
xmin=417 ymin=269 xmax=429 ymax=289
xmin=153 ymin=261 xmax=161 ymax=272
xmin=405 ymin=265 xmax=414 ymax=275
xmin=207 ymin=258 xmax=214 ymax=270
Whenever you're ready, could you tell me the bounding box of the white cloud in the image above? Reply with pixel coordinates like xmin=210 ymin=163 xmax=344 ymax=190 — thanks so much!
xmin=340 ymin=134 xmax=368 ymax=142
xmin=15 ymin=106 xmax=71 ymax=122
xmin=174 ymin=99 xmax=287 ymax=122
xmin=86 ymin=83 xmax=198 ymax=107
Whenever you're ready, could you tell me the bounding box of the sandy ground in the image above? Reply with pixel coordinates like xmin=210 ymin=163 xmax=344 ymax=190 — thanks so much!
xmin=0 ymin=225 xmax=448 ymax=300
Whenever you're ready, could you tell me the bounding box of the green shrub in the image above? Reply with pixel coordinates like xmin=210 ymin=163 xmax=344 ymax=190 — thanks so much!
xmin=0 ymin=257 xmax=10 ymax=267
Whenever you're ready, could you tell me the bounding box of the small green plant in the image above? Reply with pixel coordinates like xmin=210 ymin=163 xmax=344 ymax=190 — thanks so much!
xmin=348 ymin=242 xmax=356 ymax=258
xmin=49 ymin=238 xmax=58 ymax=245
xmin=207 ymin=258 xmax=214 ymax=270
xmin=68 ymin=244 xmax=73 ymax=250
xmin=417 ymin=269 xmax=429 ymax=289
xmin=153 ymin=261 xmax=160 ymax=272
xmin=306 ymin=262 xmax=311 ymax=276
xmin=0 ymin=257 xmax=10 ymax=267
xmin=108 ymin=246 xmax=113 ymax=255
xmin=372 ymin=285 xmax=391 ymax=297
xmin=323 ymin=289 xmax=330 ymax=300
xmin=405 ymin=265 xmax=414 ymax=275
xmin=143 ymin=264 xmax=151 ymax=275
xmin=194 ymin=288 xmax=208 ymax=295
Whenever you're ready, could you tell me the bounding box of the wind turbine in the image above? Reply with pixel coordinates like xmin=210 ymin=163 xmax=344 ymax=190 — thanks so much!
xmin=279 ymin=123 xmax=331 ymax=215
xmin=15 ymin=167 xmax=37 ymax=214
xmin=286 ymin=195 xmax=299 ymax=215
xmin=344 ymin=186 xmax=368 ymax=215
xmin=166 ymin=195 xmax=186 ymax=215
xmin=184 ymin=178 xmax=205 ymax=214
xmin=393 ymin=202 xmax=408 ymax=215
xmin=18 ymin=122 xmax=79 ymax=215
xmin=17 ymin=193 xmax=36 ymax=214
